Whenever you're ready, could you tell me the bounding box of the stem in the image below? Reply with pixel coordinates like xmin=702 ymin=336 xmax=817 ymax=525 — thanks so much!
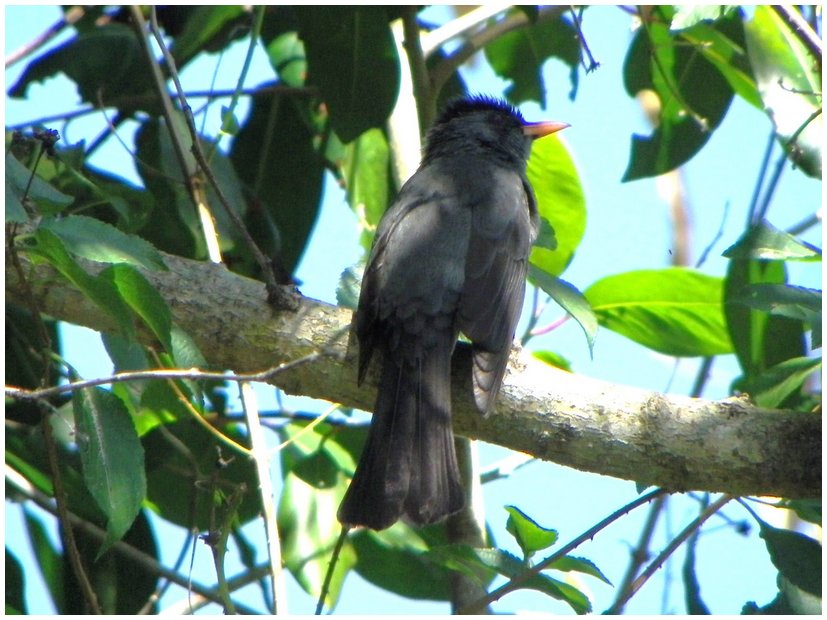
xmin=459 ymin=488 xmax=668 ymax=613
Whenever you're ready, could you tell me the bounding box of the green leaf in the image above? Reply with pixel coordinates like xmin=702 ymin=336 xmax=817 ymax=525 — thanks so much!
xmin=485 ymin=11 xmax=582 ymax=103
xmin=505 ymin=505 xmax=558 ymax=559
xmin=424 ymin=544 xmax=498 ymax=586
xmin=72 ymin=387 xmax=146 ymax=555
xmin=6 ymin=152 xmax=74 ymax=219
xmin=623 ymin=8 xmax=736 ymax=180
xmin=532 ymin=349 xmax=572 ymax=372
xmin=40 ymin=215 xmax=167 ymax=270
xmin=295 ymin=7 xmax=399 ymax=142
xmin=585 ymin=268 xmax=732 ymax=356
xmin=737 ymin=356 xmax=821 ymax=408
xmin=529 ymin=266 xmax=596 ymax=355
xmin=549 ymin=555 xmax=612 ymax=585
xmin=342 ymin=128 xmax=391 ymax=252
xmin=351 ymin=525 xmax=453 ymax=600
xmin=278 ymin=461 xmax=354 ymax=609
xmin=142 ymin=420 xmax=260 ymax=528
xmin=527 ymin=133 xmax=586 ymax=277
xmin=744 ymin=6 xmax=822 ymax=177
xmin=670 ymin=5 xmax=736 ymax=30
xmin=730 ymin=283 xmax=821 ymax=348
xmin=265 ymin=31 xmax=307 ymax=88
xmin=231 ymin=90 xmax=325 ymax=274
xmin=757 ymin=518 xmax=822 ymax=597
xmin=169 ymin=6 xmax=247 ymax=66
xmin=723 ymin=221 xmax=822 ymax=261
xmin=22 ymin=508 xmax=64 ymax=612
xmin=9 ymin=24 xmax=155 ymax=115
xmin=100 ymin=264 xmax=173 ymax=353
xmin=25 ymin=229 xmax=136 ymax=341
xmin=5 ymin=550 xmax=27 ymax=614
xmin=220 ymin=106 xmax=240 ymax=135
xmin=724 ymin=258 xmax=805 ymax=376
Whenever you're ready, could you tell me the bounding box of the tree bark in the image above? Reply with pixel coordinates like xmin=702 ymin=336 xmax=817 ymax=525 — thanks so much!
xmin=6 ymin=248 xmax=821 ymax=499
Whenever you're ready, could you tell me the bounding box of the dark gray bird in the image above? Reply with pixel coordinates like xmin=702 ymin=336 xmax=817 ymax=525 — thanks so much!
xmin=338 ymin=96 xmax=567 ymax=530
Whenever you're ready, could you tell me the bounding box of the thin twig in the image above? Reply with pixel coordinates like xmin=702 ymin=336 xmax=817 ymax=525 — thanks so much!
xmin=241 ymin=382 xmax=288 ymax=615
xmin=608 ymin=494 xmax=667 ymax=613
xmin=6 ymin=347 xmax=333 ymax=402
xmin=569 ymin=5 xmax=601 ymax=72
xmin=315 ymin=526 xmax=350 ymax=615
xmin=772 ymin=5 xmax=823 ymax=60
xmin=605 ymin=494 xmax=733 ymax=613
xmin=459 ymin=488 xmax=668 ymax=613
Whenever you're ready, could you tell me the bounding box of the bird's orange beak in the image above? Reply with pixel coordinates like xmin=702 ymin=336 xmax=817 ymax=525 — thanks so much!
xmin=523 ymin=121 xmax=570 ymax=139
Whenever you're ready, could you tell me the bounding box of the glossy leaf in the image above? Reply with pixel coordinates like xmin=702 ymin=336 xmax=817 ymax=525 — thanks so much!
xmin=529 ymin=265 xmax=596 ymax=355
xmin=295 ymin=7 xmax=399 ymax=142
xmin=585 ymin=268 xmax=733 ymax=356
xmin=744 ymin=6 xmax=822 ymax=177
xmin=505 ymin=505 xmax=558 ymax=559
xmin=72 ymin=387 xmax=146 ymax=555
xmin=527 ymin=133 xmax=586 ymax=276
xmin=485 ymin=11 xmax=582 ymax=103
xmin=40 ymin=215 xmax=167 ymax=271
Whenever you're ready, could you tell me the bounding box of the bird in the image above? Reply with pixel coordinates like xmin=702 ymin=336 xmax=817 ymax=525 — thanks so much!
xmin=337 ymin=95 xmax=568 ymax=530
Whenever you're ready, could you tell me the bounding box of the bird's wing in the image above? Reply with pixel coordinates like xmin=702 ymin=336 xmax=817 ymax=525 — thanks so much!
xmin=356 ymin=170 xmax=470 ymax=380
xmin=458 ymin=169 xmax=538 ymax=414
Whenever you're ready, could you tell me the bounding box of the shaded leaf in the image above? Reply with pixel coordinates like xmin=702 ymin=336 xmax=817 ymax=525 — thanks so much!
xmin=485 ymin=11 xmax=582 ymax=103
xmin=22 ymin=508 xmax=63 ymax=613
xmin=724 ymin=258 xmax=805 ymax=376
xmin=623 ymin=8 xmax=736 ymax=180
xmin=585 ymin=268 xmax=732 ymax=356
xmin=342 ymin=128 xmax=391 ymax=252
xmin=169 ymin=5 xmax=247 ymax=66
xmin=529 ymin=266 xmax=596 ymax=355
xmin=100 ymin=264 xmax=173 ymax=352
xmin=758 ymin=518 xmax=822 ymax=597
xmin=72 ymin=387 xmax=146 ymax=555
xmin=231 ymin=87 xmax=325 ymax=275
xmin=9 ymin=24 xmax=155 ymax=114
xmin=5 ymin=549 xmax=27 ymax=614
xmin=6 ymin=152 xmax=73 ymax=219
xmin=296 ymin=7 xmax=399 ymax=142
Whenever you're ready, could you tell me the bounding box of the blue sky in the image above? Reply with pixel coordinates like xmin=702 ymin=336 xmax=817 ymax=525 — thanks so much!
xmin=5 ymin=5 xmax=821 ymax=614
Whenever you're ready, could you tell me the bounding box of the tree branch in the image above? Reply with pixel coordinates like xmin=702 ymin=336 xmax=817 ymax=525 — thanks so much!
xmin=6 ymin=248 xmax=820 ymax=499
